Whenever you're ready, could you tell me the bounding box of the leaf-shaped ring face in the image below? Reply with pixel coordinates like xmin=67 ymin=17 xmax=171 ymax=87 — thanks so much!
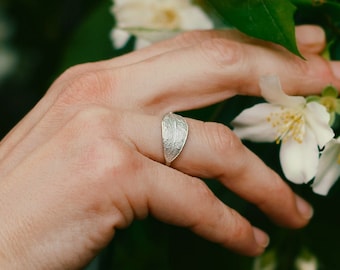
xmin=162 ymin=112 xmax=189 ymax=166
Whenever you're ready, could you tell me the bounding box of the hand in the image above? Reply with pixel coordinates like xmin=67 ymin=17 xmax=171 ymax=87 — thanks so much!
xmin=0 ymin=25 xmax=338 ymax=269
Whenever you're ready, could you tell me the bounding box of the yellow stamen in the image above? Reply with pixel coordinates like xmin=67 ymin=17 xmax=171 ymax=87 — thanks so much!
xmin=266 ymin=107 xmax=305 ymax=144
xmin=337 ymin=153 xmax=340 ymax=165
xmin=152 ymin=8 xmax=180 ymax=29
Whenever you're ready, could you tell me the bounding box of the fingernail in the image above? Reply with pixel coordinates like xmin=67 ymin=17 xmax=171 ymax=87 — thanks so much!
xmin=253 ymin=227 xmax=270 ymax=248
xmin=295 ymin=195 xmax=314 ymax=220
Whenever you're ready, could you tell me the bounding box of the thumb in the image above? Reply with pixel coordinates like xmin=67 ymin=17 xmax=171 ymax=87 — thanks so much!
xmin=296 ymin=25 xmax=326 ymax=54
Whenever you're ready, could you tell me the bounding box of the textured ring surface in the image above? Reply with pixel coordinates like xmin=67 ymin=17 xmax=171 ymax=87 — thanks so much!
xmin=161 ymin=112 xmax=189 ymax=166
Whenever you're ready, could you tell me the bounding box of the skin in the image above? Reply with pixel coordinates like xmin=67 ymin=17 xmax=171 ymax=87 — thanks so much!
xmin=0 ymin=25 xmax=339 ymax=269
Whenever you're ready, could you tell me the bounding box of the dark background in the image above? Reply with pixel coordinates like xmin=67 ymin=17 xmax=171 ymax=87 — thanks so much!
xmin=1 ymin=1 xmax=340 ymax=269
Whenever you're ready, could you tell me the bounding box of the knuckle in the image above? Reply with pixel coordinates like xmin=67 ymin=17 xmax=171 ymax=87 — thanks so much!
xmin=258 ymin=175 xmax=288 ymax=206
xmin=104 ymin=140 xmax=141 ymax=178
xmin=63 ymin=108 xmax=136 ymax=179
xmin=57 ymin=69 xmax=119 ymax=106
xmin=269 ymin=175 xmax=287 ymax=194
xmin=65 ymin=70 xmax=105 ymax=98
xmin=291 ymin=57 xmax=309 ymax=77
xmin=59 ymin=63 xmax=94 ymax=81
xmin=68 ymin=106 xmax=112 ymax=136
xmin=191 ymin=178 xmax=214 ymax=200
xmin=204 ymin=122 xmax=243 ymax=156
xmin=218 ymin=208 xmax=253 ymax=249
xmin=199 ymin=38 xmax=242 ymax=68
xmin=174 ymin=30 xmax=211 ymax=47
xmin=62 ymin=109 xmax=112 ymax=162
xmin=51 ymin=107 xmax=141 ymax=228
xmin=227 ymin=208 xmax=244 ymax=237
xmin=201 ymin=122 xmax=250 ymax=179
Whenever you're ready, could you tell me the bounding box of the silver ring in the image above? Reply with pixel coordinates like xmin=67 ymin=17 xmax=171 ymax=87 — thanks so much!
xmin=161 ymin=112 xmax=189 ymax=166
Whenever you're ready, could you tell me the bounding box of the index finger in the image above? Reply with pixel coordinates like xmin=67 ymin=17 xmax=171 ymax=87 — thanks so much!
xmin=111 ymin=37 xmax=340 ymax=115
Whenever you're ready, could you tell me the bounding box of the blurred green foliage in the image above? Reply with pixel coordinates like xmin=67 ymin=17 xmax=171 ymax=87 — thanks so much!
xmin=1 ymin=1 xmax=340 ymax=269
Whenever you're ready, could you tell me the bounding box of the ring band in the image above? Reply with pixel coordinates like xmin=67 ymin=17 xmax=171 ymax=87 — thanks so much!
xmin=161 ymin=112 xmax=189 ymax=166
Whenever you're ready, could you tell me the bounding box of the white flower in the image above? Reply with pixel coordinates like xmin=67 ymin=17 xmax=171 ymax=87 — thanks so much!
xmin=232 ymin=75 xmax=334 ymax=184
xmin=295 ymin=258 xmax=318 ymax=270
xmin=110 ymin=0 xmax=213 ymax=49
xmin=252 ymin=249 xmax=277 ymax=270
xmin=295 ymin=252 xmax=318 ymax=270
xmin=312 ymin=137 xmax=340 ymax=195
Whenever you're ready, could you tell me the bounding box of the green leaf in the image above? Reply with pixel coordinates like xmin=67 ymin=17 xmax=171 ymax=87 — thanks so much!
xmin=208 ymin=0 xmax=302 ymax=57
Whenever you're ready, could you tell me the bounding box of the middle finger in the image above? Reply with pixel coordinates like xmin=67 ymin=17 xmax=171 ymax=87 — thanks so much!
xmin=116 ymin=110 xmax=314 ymax=229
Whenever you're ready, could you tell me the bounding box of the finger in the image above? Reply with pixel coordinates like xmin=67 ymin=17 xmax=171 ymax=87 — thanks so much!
xmin=117 ymin=111 xmax=313 ymax=229
xmin=1 ymin=111 xmax=269 ymax=259
xmin=0 ymin=30 xmax=245 ymax=162
xmin=113 ymin=37 xmax=340 ymax=114
xmin=296 ymin=25 xmax=326 ymax=54
xmin=2 ymin=25 xmax=332 ymax=161
xmin=105 ymin=30 xmax=247 ymax=68
xmin=1 ymin=24 xmax=330 ymax=159
xmin=128 ymin=155 xmax=269 ymax=256
xmin=0 ymin=30 xmax=244 ymax=168
xmin=112 ymin=25 xmax=327 ymax=69
xmin=111 ymin=25 xmax=328 ymax=68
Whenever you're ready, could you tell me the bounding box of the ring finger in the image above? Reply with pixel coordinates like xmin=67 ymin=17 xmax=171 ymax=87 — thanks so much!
xmin=114 ymin=110 xmax=314 ymax=229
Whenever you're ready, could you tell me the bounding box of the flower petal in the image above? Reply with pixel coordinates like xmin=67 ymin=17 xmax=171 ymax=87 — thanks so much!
xmin=111 ymin=0 xmax=213 ymax=44
xmin=179 ymin=6 xmax=213 ymax=29
xmin=312 ymin=139 xmax=340 ymax=195
xmin=259 ymin=75 xmax=305 ymax=107
xmin=280 ymin=129 xmax=319 ymax=184
xmin=304 ymin=102 xmax=334 ymax=148
xmin=232 ymin=103 xmax=278 ymax=142
xmin=127 ymin=27 xmax=180 ymax=43
xmin=135 ymin=37 xmax=152 ymax=50
xmin=110 ymin=29 xmax=131 ymax=49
